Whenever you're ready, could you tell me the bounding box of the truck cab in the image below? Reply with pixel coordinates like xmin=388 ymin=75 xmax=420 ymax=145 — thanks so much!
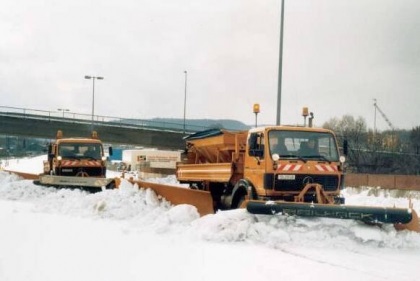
xmin=246 ymin=126 xmax=344 ymax=203
xmin=44 ymin=131 xmax=107 ymax=178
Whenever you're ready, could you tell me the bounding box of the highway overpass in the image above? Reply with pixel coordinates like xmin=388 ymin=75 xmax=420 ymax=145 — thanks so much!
xmin=0 ymin=106 xmax=203 ymax=150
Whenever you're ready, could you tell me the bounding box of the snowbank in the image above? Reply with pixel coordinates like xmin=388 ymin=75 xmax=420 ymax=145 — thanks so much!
xmin=1 ymin=171 xmax=419 ymax=250
xmin=1 ymin=155 xmax=420 ymax=281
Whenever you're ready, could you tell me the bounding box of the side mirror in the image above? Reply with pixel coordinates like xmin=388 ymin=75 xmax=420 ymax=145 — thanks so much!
xmin=249 ymin=148 xmax=264 ymax=157
xmin=108 ymin=146 xmax=113 ymax=156
xmin=248 ymin=133 xmax=264 ymax=158
xmin=343 ymin=140 xmax=348 ymax=156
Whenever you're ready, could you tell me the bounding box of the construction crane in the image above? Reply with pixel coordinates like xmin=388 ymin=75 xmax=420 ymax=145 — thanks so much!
xmin=373 ymin=99 xmax=395 ymax=132
xmin=373 ymin=98 xmax=399 ymax=150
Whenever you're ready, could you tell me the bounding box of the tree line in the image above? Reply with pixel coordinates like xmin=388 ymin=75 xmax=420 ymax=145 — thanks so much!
xmin=323 ymin=115 xmax=420 ymax=175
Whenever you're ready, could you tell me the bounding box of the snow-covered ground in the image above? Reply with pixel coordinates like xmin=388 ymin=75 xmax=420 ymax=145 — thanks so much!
xmin=1 ymin=155 xmax=420 ymax=281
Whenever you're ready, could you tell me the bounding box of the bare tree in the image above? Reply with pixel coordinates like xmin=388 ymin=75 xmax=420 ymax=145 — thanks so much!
xmin=410 ymin=126 xmax=420 ymax=154
xmin=323 ymin=115 xmax=368 ymax=172
xmin=409 ymin=126 xmax=420 ymax=174
xmin=324 ymin=117 xmax=420 ymax=174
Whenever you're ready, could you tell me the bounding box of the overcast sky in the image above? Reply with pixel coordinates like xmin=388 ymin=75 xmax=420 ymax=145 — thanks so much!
xmin=1 ymin=0 xmax=419 ymax=130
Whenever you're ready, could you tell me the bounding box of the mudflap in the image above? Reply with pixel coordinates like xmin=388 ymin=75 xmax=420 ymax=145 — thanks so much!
xmin=246 ymin=200 xmax=420 ymax=232
xmin=126 ymin=179 xmax=214 ymax=216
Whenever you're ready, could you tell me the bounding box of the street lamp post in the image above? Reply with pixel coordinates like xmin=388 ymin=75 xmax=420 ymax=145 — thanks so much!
xmin=57 ymin=108 xmax=70 ymax=118
xmin=183 ymin=70 xmax=188 ymax=135
xmin=84 ymin=75 xmax=104 ymax=130
xmin=276 ymin=0 xmax=285 ymax=125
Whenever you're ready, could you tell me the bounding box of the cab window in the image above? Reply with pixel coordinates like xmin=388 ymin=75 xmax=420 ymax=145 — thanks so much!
xmin=248 ymin=132 xmax=264 ymax=159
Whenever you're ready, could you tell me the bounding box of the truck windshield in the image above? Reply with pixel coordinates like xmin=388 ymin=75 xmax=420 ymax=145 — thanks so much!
xmin=268 ymin=130 xmax=339 ymax=162
xmin=58 ymin=143 xmax=103 ymax=160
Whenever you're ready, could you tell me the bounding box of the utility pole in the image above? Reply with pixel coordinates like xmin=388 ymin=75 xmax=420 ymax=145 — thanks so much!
xmin=183 ymin=70 xmax=188 ymax=135
xmin=276 ymin=0 xmax=285 ymax=125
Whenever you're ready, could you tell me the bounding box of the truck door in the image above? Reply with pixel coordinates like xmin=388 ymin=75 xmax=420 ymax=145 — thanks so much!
xmin=245 ymin=132 xmax=266 ymax=192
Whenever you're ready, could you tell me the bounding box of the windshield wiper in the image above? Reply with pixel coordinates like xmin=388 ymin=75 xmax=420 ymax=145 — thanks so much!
xmin=304 ymin=155 xmax=331 ymax=163
xmin=61 ymin=155 xmax=77 ymax=159
xmin=278 ymin=154 xmax=307 ymax=163
xmin=83 ymin=156 xmax=98 ymax=160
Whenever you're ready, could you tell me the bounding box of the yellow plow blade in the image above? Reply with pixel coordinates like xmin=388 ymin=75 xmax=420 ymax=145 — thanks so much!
xmin=394 ymin=208 xmax=420 ymax=232
xmin=2 ymin=170 xmax=40 ymax=180
xmin=4 ymin=170 xmax=215 ymax=216
xmin=124 ymin=179 xmax=214 ymax=216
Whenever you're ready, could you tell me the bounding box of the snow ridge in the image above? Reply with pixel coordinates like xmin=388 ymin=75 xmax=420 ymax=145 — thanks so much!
xmin=1 ymin=171 xmax=419 ymax=251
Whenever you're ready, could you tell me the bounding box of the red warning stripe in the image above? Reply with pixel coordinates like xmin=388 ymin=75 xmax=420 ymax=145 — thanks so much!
xmin=277 ymin=164 xmax=303 ymax=172
xmin=315 ymin=164 xmax=338 ymax=172
xmin=61 ymin=160 xmax=101 ymax=167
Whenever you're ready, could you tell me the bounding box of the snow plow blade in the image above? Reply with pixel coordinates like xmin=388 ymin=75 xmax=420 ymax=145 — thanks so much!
xmin=3 ymin=170 xmax=115 ymax=190
xmin=246 ymin=201 xmax=420 ymax=232
xmin=125 ymin=179 xmax=214 ymax=216
xmin=2 ymin=170 xmax=40 ymax=180
xmin=38 ymin=175 xmax=115 ymax=188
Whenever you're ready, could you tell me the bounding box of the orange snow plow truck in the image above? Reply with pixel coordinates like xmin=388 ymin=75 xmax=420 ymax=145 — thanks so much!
xmin=174 ymin=126 xmax=419 ymax=232
xmin=35 ymin=130 xmax=115 ymax=190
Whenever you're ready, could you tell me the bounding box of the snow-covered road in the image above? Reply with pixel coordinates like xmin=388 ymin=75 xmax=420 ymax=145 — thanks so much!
xmin=0 ymin=156 xmax=420 ymax=281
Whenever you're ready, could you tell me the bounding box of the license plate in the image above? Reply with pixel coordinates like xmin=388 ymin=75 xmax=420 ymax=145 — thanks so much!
xmin=278 ymin=174 xmax=295 ymax=180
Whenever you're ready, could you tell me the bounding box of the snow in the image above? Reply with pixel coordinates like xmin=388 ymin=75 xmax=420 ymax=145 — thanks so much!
xmin=1 ymin=156 xmax=420 ymax=281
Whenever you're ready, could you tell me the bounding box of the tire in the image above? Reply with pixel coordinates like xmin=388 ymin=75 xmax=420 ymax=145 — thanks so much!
xmin=105 ymin=180 xmax=116 ymax=190
xmin=236 ymin=193 xmax=246 ymax=208
xmin=231 ymin=180 xmax=256 ymax=209
xmin=232 ymin=188 xmax=247 ymax=209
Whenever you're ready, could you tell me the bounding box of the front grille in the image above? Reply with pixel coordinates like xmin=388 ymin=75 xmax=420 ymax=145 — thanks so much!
xmin=58 ymin=167 xmax=104 ymax=177
xmin=265 ymin=173 xmax=339 ymax=192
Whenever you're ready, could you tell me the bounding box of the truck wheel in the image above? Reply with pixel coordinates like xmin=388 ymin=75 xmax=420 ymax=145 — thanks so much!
xmin=105 ymin=180 xmax=116 ymax=190
xmin=236 ymin=193 xmax=246 ymax=208
xmin=231 ymin=180 xmax=255 ymax=209
xmin=232 ymin=188 xmax=247 ymax=209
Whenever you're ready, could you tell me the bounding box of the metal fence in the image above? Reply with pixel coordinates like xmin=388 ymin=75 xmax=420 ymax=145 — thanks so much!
xmin=345 ymin=173 xmax=420 ymax=191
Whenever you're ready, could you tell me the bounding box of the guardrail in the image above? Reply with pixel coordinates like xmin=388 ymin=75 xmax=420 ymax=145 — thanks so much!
xmin=0 ymin=105 xmax=209 ymax=133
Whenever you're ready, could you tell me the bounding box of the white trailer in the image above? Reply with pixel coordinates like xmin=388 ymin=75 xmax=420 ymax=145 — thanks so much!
xmin=122 ymin=149 xmax=181 ymax=178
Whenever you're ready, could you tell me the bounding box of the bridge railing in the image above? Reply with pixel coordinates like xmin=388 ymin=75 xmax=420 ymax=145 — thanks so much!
xmin=0 ymin=105 xmax=209 ymax=133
